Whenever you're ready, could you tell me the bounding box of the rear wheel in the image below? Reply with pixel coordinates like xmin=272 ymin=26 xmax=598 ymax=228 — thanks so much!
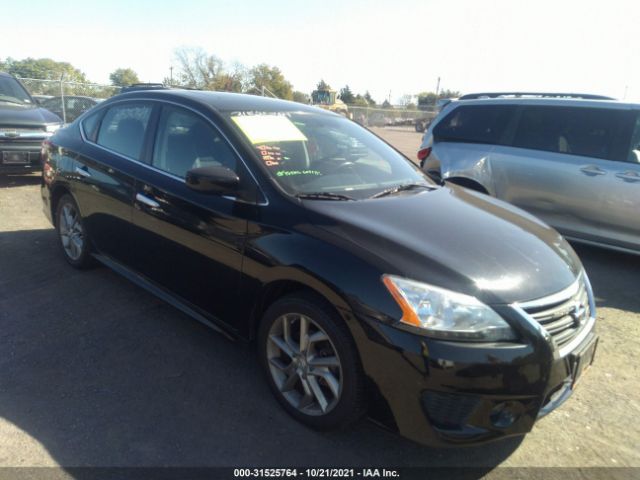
xmin=55 ymin=194 xmax=94 ymax=269
xmin=258 ymin=293 xmax=366 ymax=430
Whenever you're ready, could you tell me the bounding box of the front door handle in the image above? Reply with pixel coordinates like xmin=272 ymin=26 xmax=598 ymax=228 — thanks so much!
xmin=135 ymin=193 xmax=160 ymax=208
xmin=74 ymin=166 xmax=91 ymax=178
xmin=615 ymin=171 xmax=640 ymax=182
xmin=580 ymin=165 xmax=607 ymax=176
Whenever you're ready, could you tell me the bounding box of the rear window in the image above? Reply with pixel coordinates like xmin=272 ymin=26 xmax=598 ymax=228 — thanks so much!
xmin=513 ymin=106 xmax=635 ymax=162
xmin=434 ymin=105 xmax=516 ymax=145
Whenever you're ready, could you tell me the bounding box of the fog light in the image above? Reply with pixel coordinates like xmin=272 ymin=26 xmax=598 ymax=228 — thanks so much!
xmin=490 ymin=402 xmax=520 ymax=428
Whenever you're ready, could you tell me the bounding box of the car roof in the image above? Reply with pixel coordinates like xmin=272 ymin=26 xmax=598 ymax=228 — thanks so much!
xmin=450 ymin=97 xmax=640 ymax=110
xmin=110 ymin=88 xmax=333 ymax=116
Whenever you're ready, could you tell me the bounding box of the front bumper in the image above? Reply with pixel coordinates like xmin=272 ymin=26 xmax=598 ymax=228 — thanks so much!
xmin=0 ymin=142 xmax=45 ymax=173
xmin=354 ymin=312 xmax=597 ymax=447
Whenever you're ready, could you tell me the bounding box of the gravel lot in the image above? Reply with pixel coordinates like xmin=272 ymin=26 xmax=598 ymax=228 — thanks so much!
xmin=0 ymin=128 xmax=638 ymax=476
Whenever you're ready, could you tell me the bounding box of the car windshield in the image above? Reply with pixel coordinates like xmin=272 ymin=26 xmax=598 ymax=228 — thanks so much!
xmin=227 ymin=110 xmax=433 ymax=200
xmin=0 ymin=76 xmax=33 ymax=105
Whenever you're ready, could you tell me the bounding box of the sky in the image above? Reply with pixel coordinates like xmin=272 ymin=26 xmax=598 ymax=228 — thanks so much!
xmin=2 ymin=0 xmax=639 ymax=103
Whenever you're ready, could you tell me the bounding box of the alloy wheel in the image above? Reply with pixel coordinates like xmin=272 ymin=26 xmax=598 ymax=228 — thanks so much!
xmin=266 ymin=313 xmax=343 ymax=416
xmin=58 ymin=202 xmax=84 ymax=261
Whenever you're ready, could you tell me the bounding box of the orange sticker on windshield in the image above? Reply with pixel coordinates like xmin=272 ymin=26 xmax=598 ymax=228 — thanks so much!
xmin=257 ymin=144 xmax=283 ymax=166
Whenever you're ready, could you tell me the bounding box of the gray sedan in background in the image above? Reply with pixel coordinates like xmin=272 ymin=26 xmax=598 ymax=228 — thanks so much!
xmin=418 ymin=93 xmax=640 ymax=254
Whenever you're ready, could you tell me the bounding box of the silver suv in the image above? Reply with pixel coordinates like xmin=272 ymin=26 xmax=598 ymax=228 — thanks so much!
xmin=418 ymin=93 xmax=640 ymax=254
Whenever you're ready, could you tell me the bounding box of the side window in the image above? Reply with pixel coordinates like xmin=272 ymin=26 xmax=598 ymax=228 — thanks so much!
xmin=152 ymin=106 xmax=237 ymax=178
xmin=628 ymin=113 xmax=640 ymax=163
xmin=513 ymin=106 xmax=628 ymax=161
xmin=96 ymin=103 xmax=152 ymax=160
xmin=81 ymin=109 xmax=102 ymax=142
xmin=433 ymin=105 xmax=516 ymax=145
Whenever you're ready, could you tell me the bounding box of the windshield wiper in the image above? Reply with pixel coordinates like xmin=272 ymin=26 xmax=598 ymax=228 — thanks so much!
xmin=369 ymin=183 xmax=434 ymax=199
xmin=296 ymin=192 xmax=355 ymax=201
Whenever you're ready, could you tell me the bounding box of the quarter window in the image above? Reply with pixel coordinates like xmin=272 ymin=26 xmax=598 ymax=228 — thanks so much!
xmin=152 ymin=106 xmax=237 ymax=178
xmin=96 ymin=103 xmax=152 ymax=160
xmin=434 ymin=105 xmax=516 ymax=145
xmin=513 ymin=106 xmax=631 ymax=161
xmin=81 ymin=110 xmax=102 ymax=142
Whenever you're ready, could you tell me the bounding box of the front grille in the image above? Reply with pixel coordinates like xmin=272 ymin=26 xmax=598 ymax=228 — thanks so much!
xmin=521 ymin=278 xmax=591 ymax=349
xmin=0 ymin=127 xmax=47 ymax=143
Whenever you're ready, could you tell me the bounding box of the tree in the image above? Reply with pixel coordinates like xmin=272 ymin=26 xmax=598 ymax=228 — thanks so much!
xmin=248 ymin=64 xmax=293 ymax=99
xmin=293 ymin=91 xmax=310 ymax=104
xmin=351 ymin=94 xmax=369 ymax=107
xmin=381 ymin=99 xmax=392 ymax=109
xmin=172 ymin=47 xmax=246 ymax=92
xmin=363 ymin=91 xmax=376 ymax=106
xmin=109 ymin=68 xmax=140 ymax=87
xmin=3 ymin=57 xmax=88 ymax=82
xmin=338 ymin=85 xmax=355 ymax=104
xmin=417 ymin=89 xmax=460 ymax=109
xmin=316 ymin=79 xmax=331 ymax=91
xmin=398 ymin=94 xmax=414 ymax=107
xmin=174 ymin=47 xmax=225 ymax=90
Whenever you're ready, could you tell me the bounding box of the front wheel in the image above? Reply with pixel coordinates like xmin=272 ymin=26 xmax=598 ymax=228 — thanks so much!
xmin=258 ymin=293 xmax=366 ymax=430
xmin=55 ymin=194 xmax=94 ymax=269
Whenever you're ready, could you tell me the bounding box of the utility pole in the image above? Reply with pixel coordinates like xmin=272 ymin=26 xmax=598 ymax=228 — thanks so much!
xmin=59 ymin=73 xmax=66 ymax=124
xmin=169 ymin=66 xmax=173 ymax=85
xmin=435 ymin=76 xmax=441 ymax=103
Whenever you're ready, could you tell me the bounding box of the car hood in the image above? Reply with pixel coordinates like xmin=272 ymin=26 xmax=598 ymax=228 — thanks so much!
xmin=0 ymin=103 xmax=62 ymax=127
xmin=305 ymin=185 xmax=582 ymax=305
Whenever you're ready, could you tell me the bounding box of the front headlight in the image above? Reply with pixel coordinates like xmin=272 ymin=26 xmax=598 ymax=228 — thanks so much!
xmin=382 ymin=275 xmax=516 ymax=342
xmin=45 ymin=124 xmax=62 ymax=134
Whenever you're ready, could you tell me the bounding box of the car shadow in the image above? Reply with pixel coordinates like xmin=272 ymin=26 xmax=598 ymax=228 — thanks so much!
xmin=0 ymin=173 xmax=41 ymax=188
xmin=0 ymin=228 xmax=525 ymax=476
xmin=572 ymin=243 xmax=640 ymax=314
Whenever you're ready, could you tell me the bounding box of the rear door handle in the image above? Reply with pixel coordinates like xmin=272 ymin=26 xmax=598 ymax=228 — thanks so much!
xmin=74 ymin=166 xmax=91 ymax=178
xmin=615 ymin=171 xmax=640 ymax=182
xmin=580 ymin=165 xmax=607 ymax=176
xmin=135 ymin=193 xmax=160 ymax=208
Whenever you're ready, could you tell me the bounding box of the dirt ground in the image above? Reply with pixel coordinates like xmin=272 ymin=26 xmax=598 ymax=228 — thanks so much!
xmin=0 ymin=128 xmax=638 ymax=477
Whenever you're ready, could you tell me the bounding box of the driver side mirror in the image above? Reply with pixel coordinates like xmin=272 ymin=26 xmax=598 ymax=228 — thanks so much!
xmin=185 ymin=165 xmax=239 ymax=195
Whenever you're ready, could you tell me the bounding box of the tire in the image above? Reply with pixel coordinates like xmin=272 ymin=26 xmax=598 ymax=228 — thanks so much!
xmin=258 ymin=293 xmax=366 ymax=431
xmin=55 ymin=194 xmax=94 ymax=269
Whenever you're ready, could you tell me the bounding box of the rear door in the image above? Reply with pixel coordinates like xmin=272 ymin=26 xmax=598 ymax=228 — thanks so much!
xmin=596 ymin=111 xmax=640 ymax=250
xmin=129 ymin=104 xmax=252 ymax=329
xmin=72 ymin=101 xmax=154 ymax=266
xmin=489 ymin=105 xmax=636 ymax=241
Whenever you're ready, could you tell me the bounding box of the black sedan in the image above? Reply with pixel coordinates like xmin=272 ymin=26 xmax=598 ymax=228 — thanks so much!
xmin=41 ymin=89 xmax=597 ymax=447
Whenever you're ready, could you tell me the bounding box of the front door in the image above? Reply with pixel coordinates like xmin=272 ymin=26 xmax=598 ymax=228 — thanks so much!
xmin=129 ymin=104 xmax=252 ymax=329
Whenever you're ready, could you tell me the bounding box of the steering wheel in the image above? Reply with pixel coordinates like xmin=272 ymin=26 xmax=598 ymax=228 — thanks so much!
xmin=315 ymin=157 xmax=357 ymax=173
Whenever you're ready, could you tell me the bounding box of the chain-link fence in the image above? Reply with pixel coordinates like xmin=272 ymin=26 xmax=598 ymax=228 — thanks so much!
xmin=348 ymin=105 xmax=437 ymax=131
xmin=17 ymin=76 xmax=440 ymax=131
xmin=18 ymin=77 xmax=119 ymax=124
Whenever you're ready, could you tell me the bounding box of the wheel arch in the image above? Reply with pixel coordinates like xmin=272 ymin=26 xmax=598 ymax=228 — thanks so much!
xmin=49 ymin=184 xmax=74 ymax=226
xmin=249 ymin=278 xmax=353 ymax=343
